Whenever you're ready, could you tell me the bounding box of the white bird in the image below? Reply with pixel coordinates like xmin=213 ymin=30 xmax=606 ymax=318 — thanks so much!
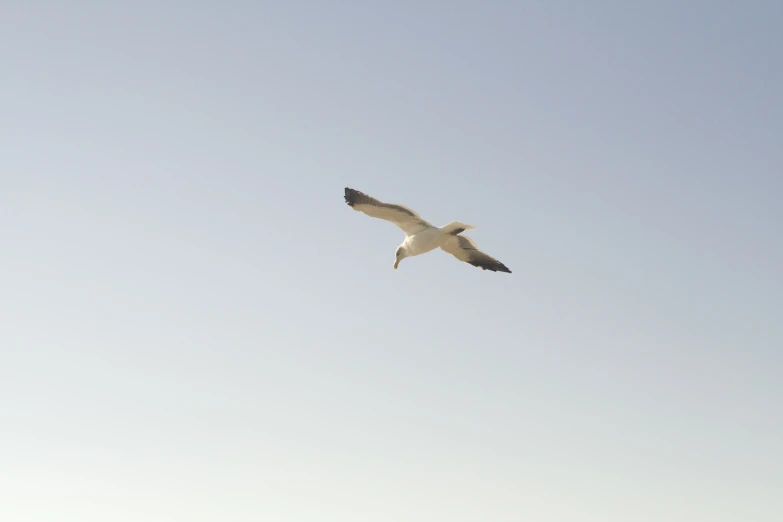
xmin=344 ymin=187 xmax=511 ymax=273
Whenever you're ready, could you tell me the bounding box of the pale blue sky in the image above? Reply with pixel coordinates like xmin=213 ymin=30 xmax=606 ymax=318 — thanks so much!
xmin=2 ymin=2 xmax=781 ymax=521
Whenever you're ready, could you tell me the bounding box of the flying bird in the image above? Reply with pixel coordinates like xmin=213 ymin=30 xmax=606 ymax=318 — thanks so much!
xmin=343 ymin=187 xmax=511 ymax=273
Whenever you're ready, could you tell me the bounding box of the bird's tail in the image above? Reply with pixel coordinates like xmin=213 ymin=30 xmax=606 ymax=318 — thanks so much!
xmin=441 ymin=222 xmax=476 ymax=235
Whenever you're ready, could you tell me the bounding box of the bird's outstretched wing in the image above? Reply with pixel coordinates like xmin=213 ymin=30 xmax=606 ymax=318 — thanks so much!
xmin=344 ymin=187 xmax=433 ymax=236
xmin=440 ymin=235 xmax=512 ymax=273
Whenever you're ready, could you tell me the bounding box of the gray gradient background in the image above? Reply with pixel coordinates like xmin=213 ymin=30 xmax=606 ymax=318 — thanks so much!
xmin=2 ymin=1 xmax=781 ymax=521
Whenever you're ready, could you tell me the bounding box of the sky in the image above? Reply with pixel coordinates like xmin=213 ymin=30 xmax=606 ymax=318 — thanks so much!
xmin=1 ymin=1 xmax=781 ymax=521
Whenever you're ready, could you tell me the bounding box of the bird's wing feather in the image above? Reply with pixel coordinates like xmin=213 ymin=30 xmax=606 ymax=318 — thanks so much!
xmin=344 ymin=187 xmax=433 ymax=236
xmin=440 ymin=235 xmax=512 ymax=273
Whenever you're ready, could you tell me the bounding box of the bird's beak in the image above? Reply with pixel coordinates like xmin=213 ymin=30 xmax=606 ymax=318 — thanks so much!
xmin=393 ymin=259 xmax=400 ymax=270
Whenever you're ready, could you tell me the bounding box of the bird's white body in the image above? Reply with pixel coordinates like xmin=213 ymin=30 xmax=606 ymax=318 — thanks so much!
xmin=402 ymin=227 xmax=447 ymax=256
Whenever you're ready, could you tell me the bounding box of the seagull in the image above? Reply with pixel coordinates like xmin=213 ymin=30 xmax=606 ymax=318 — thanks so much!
xmin=344 ymin=187 xmax=511 ymax=273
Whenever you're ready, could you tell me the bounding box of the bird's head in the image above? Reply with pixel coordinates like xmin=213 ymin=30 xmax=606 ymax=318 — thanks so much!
xmin=394 ymin=247 xmax=407 ymax=270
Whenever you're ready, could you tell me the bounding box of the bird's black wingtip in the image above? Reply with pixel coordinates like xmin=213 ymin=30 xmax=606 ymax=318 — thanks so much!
xmin=471 ymin=260 xmax=512 ymax=273
xmin=496 ymin=263 xmax=512 ymax=273
xmin=344 ymin=187 xmax=356 ymax=206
